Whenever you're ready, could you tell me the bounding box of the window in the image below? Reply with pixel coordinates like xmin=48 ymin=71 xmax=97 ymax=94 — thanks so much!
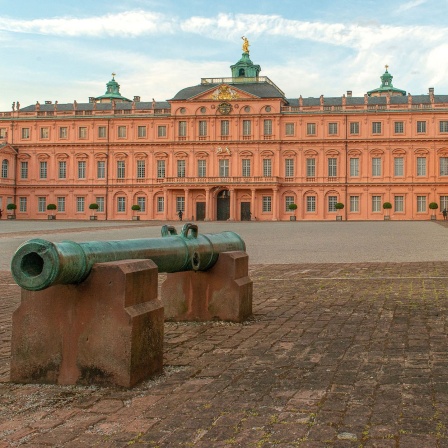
xmin=263 ymin=119 xmax=272 ymax=136
xmin=372 ymin=122 xmax=382 ymax=134
xmin=21 ymin=128 xmax=30 ymax=139
xmin=417 ymin=121 xmax=426 ymax=133
xmin=394 ymin=157 xmax=404 ymax=177
xmin=137 ymin=197 xmax=146 ymax=212
xmin=350 ymin=196 xmax=359 ymax=212
xmin=328 ymin=158 xmax=337 ymax=177
xmin=285 ymin=123 xmax=295 ymax=136
xmin=372 ymin=196 xmax=381 ymax=212
xmin=0 ymin=128 xmax=6 ymax=138
xmin=328 ymin=123 xmax=338 ymax=135
xmin=221 ymin=120 xmax=229 ymax=136
xmin=242 ymin=159 xmax=251 ymax=177
xmin=20 ymin=161 xmax=28 ymax=179
xmin=19 ymin=197 xmax=27 ymax=213
xmin=40 ymin=161 xmax=47 ymax=179
xmin=59 ymin=161 xmax=67 ymax=179
xmin=394 ymin=122 xmax=404 ymax=134
xmin=157 ymin=160 xmax=166 ymax=178
xmin=117 ymin=161 xmax=125 ymax=179
xmin=243 ymin=120 xmax=251 ymax=136
xmin=137 ymin=126 xmax=146 ymax=138
xmin=98 ymin=126 xmax=107 ymax=138
xmin=158 ymin=125 xmax=167 ymax=138
xmin=177 ymin=160 xmax=186 ymax=178
xmin=328 ymin=196 xmax=337 ymax=212
xmin=440 ymin=196 xmax=448 ymax=211
xmin=219 ymin=159 xmax=229 ymax=177
xmin=263 ymin=159 xmax=272 ymax=177
xmin=350 ymin=158 xmax=359 ymax=177
xmin=157 ymin=197 xmax=164 ymax=212
xmin=306 ymin=196 xmax=316 ymax=212
xmin=417 ymin=157 xmax=426 ymax=176
xmin=96 ymin=197 xmax=105 ymax=213
xmin=198 ymin=160 xmax=206 ymax=178
xmin=199 ymin=121 xmax=207 ymax=136
xmin=40 ymin=128 xmax=49 ymax=139
xmin=118 ymin=126 xmax=127 ymax=138
xmin=97 ymin=161 xmax=106 ymax=179
xmin=38 ymin=197 xmax=46 ymax=212
xmin=394 ymin=196 xmax=404 ymax=212
xmin=285 ymin=196 xmax=295 ymax=212
xmin=417 ymin=195 xmax=426 ymax=212
xmin=440 ymin=121 xmax=448 ymax=133
xmin=372 ymin=158 xmax=381 ymax=176
xmin=178 ymin=121 xmax=187 ymax=138
xmin=59 ymin=127 xmax=68 ymax=139
xmin=57 ymin=197 xmax=65 ymax=212
xmin=307 ymin=123 xmax=316 ymax=135
xmin=117 ymin=197 xmax=126 ymax=213
xmin=78 ymin=127 xmax=87 ymax=139
xmin=306 ymin=158 xmax=316 ymax=177
xmin=77 ymin=197 xmax=85 ymax=213
xmin=137 ymin=160 xmax=146 ymax=179
xmin=440 ymin=157 xmax=448 ymax=176
xmin=262 ymin=196 xmax=272 ymax=212
xmin=285 ymin=159 xmax=294 ymax=178
xmin=176 ymin=197 xmax=185 ymax=213
xmin=350 ymin=122 xmax=359 ymax=134
xmin=1 ymin=159 xmax=8 ymax=178
xmin=78 ymin=161 xmax=86 ymax=179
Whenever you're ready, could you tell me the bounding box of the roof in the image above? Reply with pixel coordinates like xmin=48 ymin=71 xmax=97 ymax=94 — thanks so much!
xmin=18 ymin=101 xmax=171 ymax=113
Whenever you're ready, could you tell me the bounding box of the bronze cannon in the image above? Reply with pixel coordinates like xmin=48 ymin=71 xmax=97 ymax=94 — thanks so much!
xmin=11 ymin=223 xmax=246 ymax=291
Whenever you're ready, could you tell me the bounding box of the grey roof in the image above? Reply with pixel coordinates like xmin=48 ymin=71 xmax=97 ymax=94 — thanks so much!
xmin=19 ymin=101 xmax=170 ymax=113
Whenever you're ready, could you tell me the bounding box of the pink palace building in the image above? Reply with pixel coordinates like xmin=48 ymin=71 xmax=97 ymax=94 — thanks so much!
xmin=1 ymin=41 xmax=448 ymax=221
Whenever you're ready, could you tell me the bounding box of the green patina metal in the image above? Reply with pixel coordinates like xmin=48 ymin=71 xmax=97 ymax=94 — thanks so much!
xmin=230 ymin=53 xmax=261 ymax=79
xmin=95 ymin=73 xmax=132 ymax=102
xmin=11 ymin=223 xmax=246 ymax=291
xmin=367 ymin=66 xmax=406 ymax=97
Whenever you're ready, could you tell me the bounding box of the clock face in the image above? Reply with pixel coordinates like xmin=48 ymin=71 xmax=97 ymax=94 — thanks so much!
xmin=218 ymin=102 xmax=232 ymax=115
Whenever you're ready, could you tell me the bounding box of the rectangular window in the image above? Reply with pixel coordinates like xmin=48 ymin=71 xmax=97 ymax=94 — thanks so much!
xmin=307 ymin=196 xmax=316 ymax=212
xmin=394 ymin=157 xmax=404 ymax=177
xmin=372 ymin=158 xmax=381 ymax=176
xmin=137 ymin=196 xmax=146 ymax=212
xmin=372 ymin=196 xmax=381 ymax=212
xmin=117 ymin=197 xmax=125 ymax=213
xmin=263 ymin=159 xmax=272 ymax=177
xmin=220 ymin=120 xmax=229 ymax=136
xmin=243 ymin=120 xmax=251 ymax=136
xmin=137 ymin=126 xmax=146 ymax=138
xmin=394 ymin=121 xmax=404 ymax=133
xmin=1 ymin=160 xmax=7 ymax=178
xmin=417 ymin=195 xmax=426 ymax=212
xmin=97 ymin=161 xmax=105 ymax=179
xmin=328 ymin=158 xmax=337 ymax=177
xmin=157 ymin=197 xmax=164 ymax=212
xmin=285 ymin=159 xmax=294 ymax=178
xmin=20 ymin=161 xmax=28 ymax=179
xmin=137 ymin=160 xmax=146 ymax=179
xmin=21 ymin=128 xmax=30 ymax=139
xmin=38 ymin=197 xmax=46 ymax=213
xmin=440 ymin=196 xmax=448 ymax=211
xmin=350 ymin=196 xmax=359 ymax=212
xmin=59 ymin=127 xmax=68 ymax=139
xmin=40 ymin=161 xmax=47 ymax=179
xmin=19 ymin=197 xmax=27 ymax=213
xmin=372 ymin=122 xmax=382 ymax=134
xmin=117 ymin=161 xmax=125 ymax=179
xmin=77 ymin=197 xmax=85 ymax=213
xmin=178 ymin=121 xmax=187 ymax=137
xmin=219 ymin=159 xmax=229 ymax=177
xmin=118 ymin=126 xmax=126 ymax=138
xmin=394 ymin=195 xmax=404 ymax=212
xmin=328 ymin=123 xmax=338 ymax=135
xmin=242 ymin=159 xmax=251 ymax=177
xmin=98 ymin=126 xmax=107 ymax=138
xmin=285 ymin=123 xmax=295 ymax=136
xmin=262 ymin=196 xmax=272 ymax=212
xmin=285 ymin=196 xmax=295 ymax=212
xmin=264 ymin=119 xmax=272 ymax=136
xmin=440 ymin=157 xmax=448 ymax=176
xmin=176 ymin=197 xmax=185 ymax=213
xmin=350 ymin=122 xmax=359 ymax=134
xmin=306 ymin=158 xmax=316 ymax=177
xmin=157 ymin=160 xmax=165 ymax=178
xmin=59 ymin=161 xmax=67 ymax=179
xmin=57 ymin=197 xmax=65 ymax=212
xmin=417 ymin=157 xmax=426 ymax=176
xmin=328 ymin=196 xmax=337 ymax=212
xmin=158 ymin=125 xmax=167 ymax=137
xmin=40 ymin=128 xmax=49 ymax=139
xmin=440 ymin=121 xmax=448 ymax=133
xmin=78 ymin=161 xmax=86 ymax=179
xmin=198 ymin=160 xmax=206 ymax=178
xmin=417 ymin=121 xmax=426 ymax=133
xmin=177 ymin=160 xmax=186 ymax=178
xmin=78 ymin=127 xmax=87 ymax=139
xmin=350 ymin=158 xmax=359 ymax=177
xmin=0 ymin=128 xmax=6 ymax=138
xmin=96 ymin=197 xmax=105 ymax=213
xmin=199 ymin=121 xmax=207 ymax=136
xmin=307 ymin=123 xmax=316 ymax=135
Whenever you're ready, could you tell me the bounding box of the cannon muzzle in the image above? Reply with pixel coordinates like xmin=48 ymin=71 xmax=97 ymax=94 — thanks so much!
xmin=11 ymin=223 xmax=245 ymax=291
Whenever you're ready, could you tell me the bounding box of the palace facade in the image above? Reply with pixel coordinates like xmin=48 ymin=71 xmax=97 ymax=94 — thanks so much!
xmin=1 ymin=44 xmax=448 ymax=221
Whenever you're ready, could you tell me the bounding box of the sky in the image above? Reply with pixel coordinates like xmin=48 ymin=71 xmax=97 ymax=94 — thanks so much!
xmin=1 ymin=0 xmax=448 ymax=111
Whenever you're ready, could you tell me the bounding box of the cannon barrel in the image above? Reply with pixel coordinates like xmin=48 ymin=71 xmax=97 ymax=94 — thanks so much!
xmin=11 ymin=223 xmax=246 ymax=291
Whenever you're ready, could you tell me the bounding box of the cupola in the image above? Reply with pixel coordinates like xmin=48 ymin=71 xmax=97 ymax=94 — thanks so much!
xmin=367 ymin=65 xmax=406 ymax=97
xmin=230 ymin=37 xmax=261 ymax=79
xmin=94 ymin=73 xmax=131 ymax=103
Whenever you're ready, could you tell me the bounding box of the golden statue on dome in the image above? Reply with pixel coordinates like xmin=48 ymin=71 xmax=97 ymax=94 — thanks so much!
xmin=241 ymin=36 xmax=250 ymax=54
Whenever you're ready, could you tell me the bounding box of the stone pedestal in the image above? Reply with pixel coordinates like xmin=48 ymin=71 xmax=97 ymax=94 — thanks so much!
xmin=10 ymin=259 xmax=164 ymax=388
xmin=161 ymin=251 xmax=252 ymax=322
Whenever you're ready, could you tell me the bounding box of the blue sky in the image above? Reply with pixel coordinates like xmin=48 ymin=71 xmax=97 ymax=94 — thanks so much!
xmin=1 ymin=0 xmax=448 ymax=110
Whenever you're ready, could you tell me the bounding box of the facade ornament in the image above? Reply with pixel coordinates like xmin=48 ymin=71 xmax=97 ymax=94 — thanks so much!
xmin=212 ymin=85 xmax=239 ymax=100
xmin=241 ymin=36 xmax=250 ymax=54
xmin=216 ymin=146 xmax=231 ymax=155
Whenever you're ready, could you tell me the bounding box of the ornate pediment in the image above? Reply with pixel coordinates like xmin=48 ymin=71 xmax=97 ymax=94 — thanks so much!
xmin=191 ymin=84 xmax=258 ymax=101
xmin=0 ymin=144 xmax=18 ymax=155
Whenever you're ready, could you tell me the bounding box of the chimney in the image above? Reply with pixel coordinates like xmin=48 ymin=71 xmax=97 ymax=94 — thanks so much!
xmin=429 ymin=87 xmax=434 ymax=95
xmin=347 ymin=90 xmax=352 ymax=97
xmin=45 ymin=100 xmax=52 ymax=104
xmin=133 ymin=96 xmax=141 ymax=102
xmin=89 ymin=97 xmax=95 ymax=103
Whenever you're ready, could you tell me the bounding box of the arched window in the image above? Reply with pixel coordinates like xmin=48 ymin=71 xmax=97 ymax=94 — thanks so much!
xmin=1 ymin=159 xmax=8 ymax=178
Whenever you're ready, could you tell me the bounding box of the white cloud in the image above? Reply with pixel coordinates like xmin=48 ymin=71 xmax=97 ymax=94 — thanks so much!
xmin=397 ymin=0 xmax=428 ymax=13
